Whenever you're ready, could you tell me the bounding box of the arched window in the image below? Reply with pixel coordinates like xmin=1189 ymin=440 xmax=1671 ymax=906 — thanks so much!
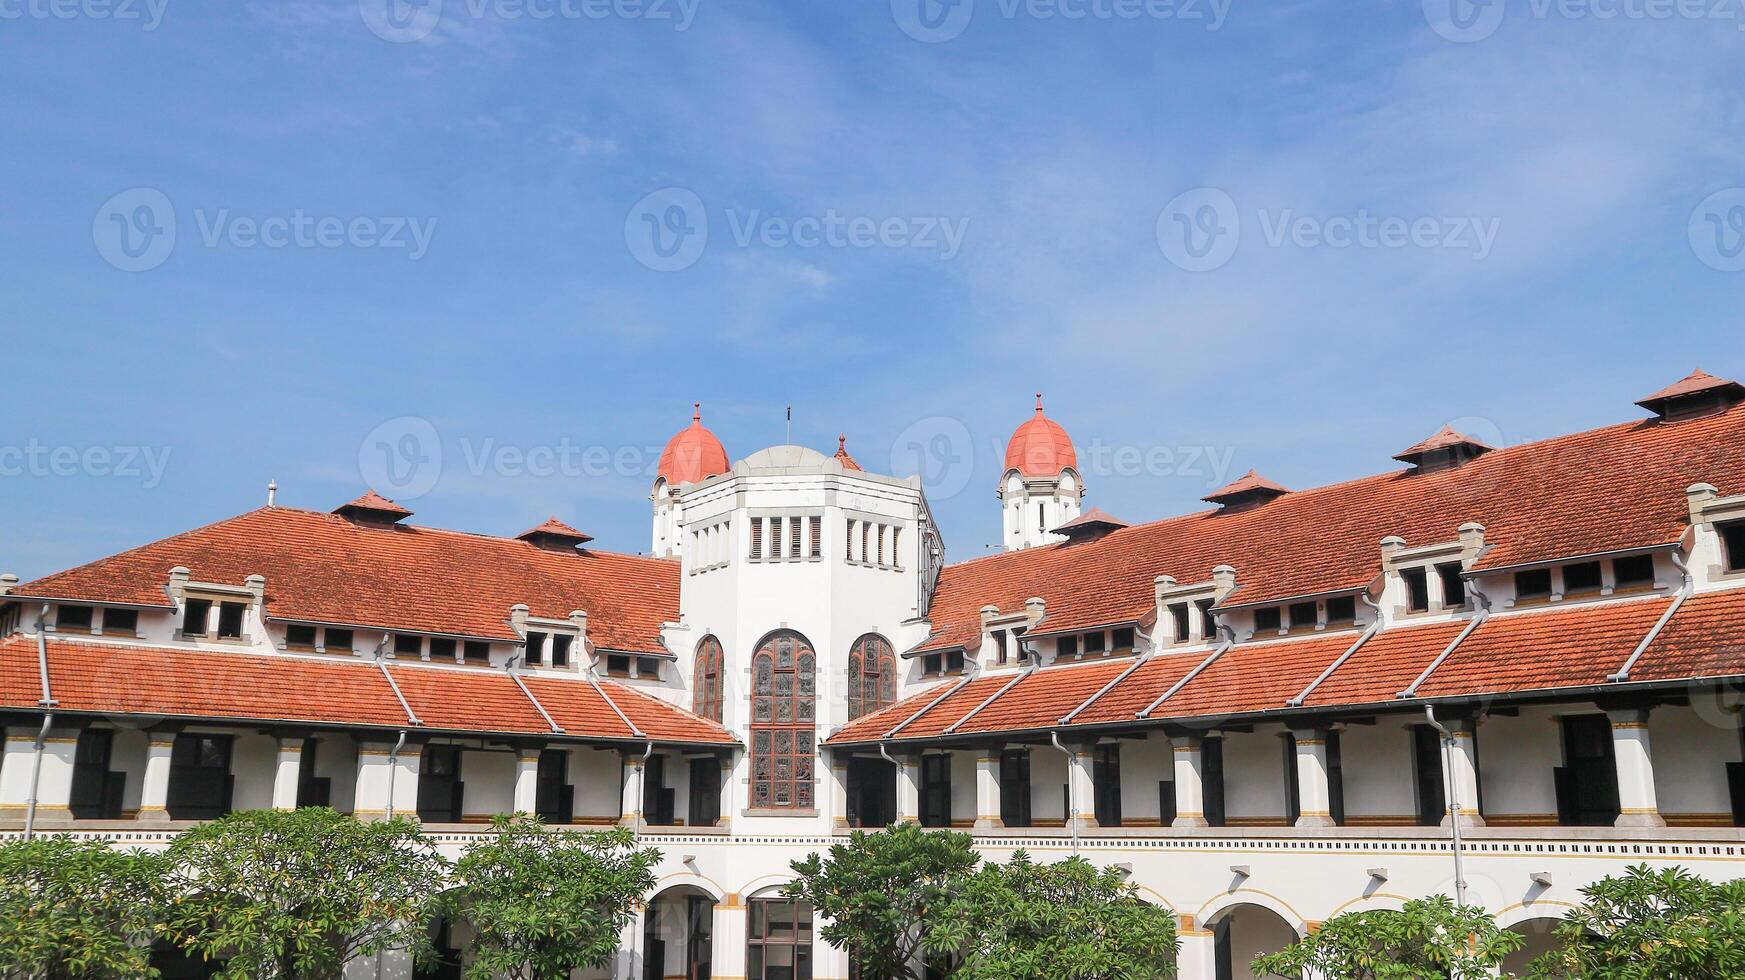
xmin=750 ymin=630 xmax=816 ymax=810
xmin=846 ymin=634 xmax=897 ymax=722
xmin=693 ymin=635 xmax=724 ymax=722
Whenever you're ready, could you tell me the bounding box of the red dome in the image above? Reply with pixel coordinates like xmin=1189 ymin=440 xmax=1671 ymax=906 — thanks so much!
xmin=658 ymin=404 xmax=731 ymax=486
xmin=1004 ymin=394 xmax=1077 ymax=478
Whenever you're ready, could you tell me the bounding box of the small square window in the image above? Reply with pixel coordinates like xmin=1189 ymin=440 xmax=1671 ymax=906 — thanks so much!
xmin=324 ymin=627 xmax=354 ymax=653
xmin=463 ymin=640 xmax=490 ymax=663
xmin=394 ymin=634 xmax=422 ymax=657
xmin=1325 ymin=596 xmax=1356 ymax=625
xmin=430 ymin=637 xmax=457 ymax=660
xmin=1614 ymin=554 xmax=1655 ymax=589
xmin=945 ymin=650 xmax=966 ymax=673
xmin=1084 ymin=631 xmax=1107 ymax=655
xmin=1515 ymin=569 xmax=1553 ymax=600
xmin=1563 ymin=562 xmax=1603 ymax=594
xmin=1288 ymin=602 xmax=1318 ymax=630
xmin=923 ymin=653 xmax=942 ymax=676
xmin=182 ymin=598 xmax=212 ymax=636
xmin=56 ymin=605 xmax=94 ymax=631
xmin=991 ymin=629 xmax=1008 ymax=665
xmin=286 ymin=624 xmax=318 ymax=648
xmin=1437 ymin=563 xmax=1467 ymax=608
xmin=551 ymin=634 xmax=573 ymax=668
xmin=606 ymin=653 xmax=632 ymax=676
xmin=636 ymin=656 xmax=662 ymax=678
xmin=1169 ymin=603 xmax=1191 ymax=643
xmin=1401 ymin=567 xmax=1430 ymax=613
xmin=1058 ymin=634 xmax=1079 ymax=659
xmin=1195 ymin=599 xmax=1217 ymax=641
xmin=216 ymin=602 xmax=246 ymax=639
xmin=1254 ymin=607 xmax=1282 ymax=632
xmin=1111 ymin=626 xmax=1136 ymax=650
xmin=102 ymin=608 xmax=138 ymax=635
xmin=1721 ymin=521 xmax=1745 ymax=574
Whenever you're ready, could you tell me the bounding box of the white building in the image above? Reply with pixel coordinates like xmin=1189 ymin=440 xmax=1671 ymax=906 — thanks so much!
xmin=7 ymin=370 xmax=1745 ymax=979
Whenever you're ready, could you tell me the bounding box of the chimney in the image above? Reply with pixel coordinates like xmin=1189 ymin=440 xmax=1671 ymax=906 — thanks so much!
xmin=167 ymin=566 xmax=191 ymax=601
xmin=1024 ymin=597 xmax=1046 ymax=626
xmin=245 ymin=574 xmax=266 ymax=605
xmin=509 ymin=603 xmax=530 ymax=636
xmin=1380 ymin=535 xmax=1408 ymax=565
xmin=0 ymin=574 xmax=16 ymax=596
xmin=1688 ymin=483 xmax=1720 ymax=523
xmin=1211 ymin=565 xmax=1238 ymax=599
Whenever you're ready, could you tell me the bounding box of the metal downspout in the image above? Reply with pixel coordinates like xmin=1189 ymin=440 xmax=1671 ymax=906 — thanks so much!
xmin=23 ymin=713 xmax=51 ymax=841
xmin=1608 ymin=550 xmax=1692 ymax=682
xmin=385 ymin=729 xmax=408 ymax=820
xmin=25 ymin=605 xmax=58 ymax=841
xmin=373 ymin=635 xmax=423 ymax=726
xmin=1061 ymin=626 xmax=1155 ymax=725
xmin=884 ymin=650 xmax=979 ymax=740
xmin=1050 ymin=732 xmax=1080 ymax=856
xmin=1288 ymin=594 xmax=1382 ymax=707
xmin=582 ymin=645 xmax=646 ymax=739
xmin=1423 ymin=706 xmax=1468 ymax=908
xmin=506 ymin=650 xmax=565 ymax=734
xmin=1398 ymin=579 xmax=1490 ymax=699
xmin=942 ymin=650 xmax=1037 ymax=736
xmin=1138 ymin=622 xmax=1235 ymax=719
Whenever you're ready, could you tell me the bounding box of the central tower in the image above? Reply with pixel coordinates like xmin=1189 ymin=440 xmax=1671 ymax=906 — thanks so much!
xmin=999 ymin=394 xmax=1084 ymax=550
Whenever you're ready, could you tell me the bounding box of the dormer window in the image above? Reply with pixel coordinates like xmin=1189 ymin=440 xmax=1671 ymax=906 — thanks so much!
xmin=1059 ymin=634 xmax=1079 ymax=658
xmin=526 ymin=630 xmax=548 ymax=666
xmin=1515 ymin=569 xmax=1553 ymax=601
xmin=102 ymin=608 xmax=137 ymax=636
xmin=1287 ymin=602 xmax=1317 ymax=631
xmin=1254 ymin=607 xmax=1282 ymax=633
xmin=922 ymin=650 xmax=966 ymax=676
xmin=1401 ymin=567 xmax=1430 ymax=613
xmin=464 ymin=640 xmax=489 ymax=663
xmin=606 ymin=653 xmax=631 ymax=676
xmin=393 ymin=634 xmax=422 ymax=658
xmin=431 ymin=638 xmax=457 ymax=661
xmin=1169 ymin=603 xmax=1191 ymax=643
xmin=1721 ymin=520 xmax=1745 ymax=573
xmin=325 ymin=628 xmax=354 ymax=653
xmin=182 ymin=598 xmax=212 ymax=636
xmin=1563 ymin=561 xmax=1603 ymax=595
xmin=1614 ymin=554 xmax=1656 ymax=589
xmin=56 ymin=604 xmax=94 ymax=632
xmin=215 ymin=602 xmax=246 ymax=639
xmin=1111 ymin=626 xmax=1136 ymax=651
xmin=1195 ymin=599 xmax=1217 ymax=641
xmin=1437 ymin=563 xmax=1467 ymax=608
xmin=1326 ymin=596 xmax=1356 ymax=626
xmin=1084 ymin=631 xmax=1107 ymax=656
xmin=287 ymin=624 xmax=317 ymax=649
xmin=551 ymin=634 xmax=573 ymax=668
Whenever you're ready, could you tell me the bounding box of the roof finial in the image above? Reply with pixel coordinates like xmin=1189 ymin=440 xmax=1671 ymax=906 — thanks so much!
xmin=838 ymin=434 xmax=847 ymax=451
xmin=267 ymin=480 xmax=277 ymax=508
xmin=1035 ymin=392 xmax=1045 ymax=416
xmin=692 ymin=402 xmax=701 ymax=423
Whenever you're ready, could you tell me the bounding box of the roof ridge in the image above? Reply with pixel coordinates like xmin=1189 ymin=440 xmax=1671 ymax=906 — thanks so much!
xmin=15 ymin=506 xmax=277 ymax=593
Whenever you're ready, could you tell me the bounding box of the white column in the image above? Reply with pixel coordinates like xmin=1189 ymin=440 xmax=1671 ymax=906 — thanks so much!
xmin=1292 ymin=729 xmax=1335 ymax=828
xmin=513 ymin=745 xmax=542 ymax=816
xmin=137 ymin=730 xmax=177 ymax=822
xmin=895 ymin=753 xmax=921 ymax=824
xmin=1172 ymin=736 xmax=1208 ymax=828
xmin=270 ymin=737 xmax=303 ymax=811
xmin=1441 ymin=719 xmax=1486 ymax=829
xmin=620 ymin=752 xmax=646 ymax=828
xmin=1068 ymin=743 xmax=1098 ymax=830
xmin=712 ymin=899 xmax=747 ymax=980
xmin=0 ymin=725 xmax=77 ymax=826
xmin=975 ymin=746 xmax=1004 ymax=829
xmin=1609 ymin=708 xmax=1666 ymax=828
xmin=353 ymin=740 xmax=420 ymax=820
xmin=828 ymin=753 xmax=850 ymax=829
xmin=1176 ymin=919 xmax=1217 ymax=980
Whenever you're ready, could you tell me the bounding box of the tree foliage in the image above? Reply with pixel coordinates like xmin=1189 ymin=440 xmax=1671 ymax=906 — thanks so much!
xmin=1524 ymin=864 xmax=1745 ymax=979
xmin=0 ymin=834 xmax=168 ymax=979
xmin=162 ymin=807 xmax=448 ymax=980
xmin=786 ymin=823 xmax=980 ymax=980
xmin=927 ymin=850 xmax=1179 ymax=979
xmin=444 ymin=816 xmax=659 ymax=980
xmin=1251 ymin=895 xmax=1521 ymax=980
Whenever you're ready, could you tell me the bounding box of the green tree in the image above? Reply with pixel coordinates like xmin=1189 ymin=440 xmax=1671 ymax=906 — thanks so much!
xmin=162 ymin=807 xmax=448 ymax=980
xmin=444 ymin=816 xmax=659 ymax=980
xmin=927 ymin=850 xmax=1179 ymax=979
xmin=1525 ymin=864 xmax=1745 ymax=979
xmin=1251 ymin=895 xmax=1521 ymax=980
xmin=0 ymin=834 xmax=167 ymax=979
xmin=785 ymin=823 xmax=980 ymax=980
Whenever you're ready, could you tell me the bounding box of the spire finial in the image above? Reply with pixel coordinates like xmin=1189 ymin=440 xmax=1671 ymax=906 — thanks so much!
xmin=838 ymin=434 xmax=847 ymax=451
xmin=692 ymin=402 xmax=701 ymax=423
xmin=1035 ymin=392 xmax=1044 ymax=415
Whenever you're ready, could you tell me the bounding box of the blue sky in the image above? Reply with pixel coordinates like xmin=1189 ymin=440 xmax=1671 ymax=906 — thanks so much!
xmin=2 ymin=0 xmax=1742 ymax=578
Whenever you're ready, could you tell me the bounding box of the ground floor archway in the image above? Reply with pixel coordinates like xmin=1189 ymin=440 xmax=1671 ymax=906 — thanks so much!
xmin=1209 ymin=903 xmax=1298 ymax=980
xmin=643 ymin=884 xmax=718 ymax=980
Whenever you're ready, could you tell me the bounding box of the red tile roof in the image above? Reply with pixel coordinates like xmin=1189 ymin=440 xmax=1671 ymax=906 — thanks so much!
xmin=1297 ymin=620 xmax=1470 ymax=708
xmin=917 ymin=401 xmax=1745 ymax=653
xmin=833 ymin=436 xmax=864 ymax=472
xmin=1202 ymin=470 xmax=1292 ymax=505
xmin=1411 ymin=598 xmax=1673 ymax=699
xmin=1630 ymin=587 xmax=1745 ymax=682
xmin=1636 ymin=369 xmax=1745 ymax=413
xmin=516 ymin=517 xmax=593 ymax=545
xmin=1004 ymin=394 xmax=1077 ymax=478
xmin=1393 ymin=425 xmax=1494 ymax=466
xmin=10 ymin=507 xmax=679 ymax=652
xmin=658 ymin=404 xmax=731 ymax=486
xmin=1052 ymin=508 xmax=1130 ymax=536
xmin=0 ymin=635 xmax=735 ymax=745
xmin=334 ymin=491 xmax=414 ymax=520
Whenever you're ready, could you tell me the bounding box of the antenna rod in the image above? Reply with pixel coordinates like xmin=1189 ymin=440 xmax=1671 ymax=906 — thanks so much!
xmin=786 ymin=405 xmax=792 ymax=444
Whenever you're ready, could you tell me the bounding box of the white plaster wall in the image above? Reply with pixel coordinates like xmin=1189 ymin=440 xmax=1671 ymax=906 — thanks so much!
xmin=1122 ymin=734 xmax=1171 ymax=825
xmin=1030 ymin=747 xmax=1069 ymax=825
xmin=314 ymin=734 xmax=359 ymax=814
xmin=1223 ymin=730 xmax=1288 ymax=825
xmin=1339 ymin=722 xmax=1419 ymax=823
xmin=1651 ymin=705 xmax=1739 ymax=820
xmin=573 ymin=748 xmax=623 ymax=821
xmin=1477 ymin=707 xmax=1564 ymax=822
xmin=229 ymin=733 xmax=279 ymax=811
xmin=461 ymin=748 xmax=516 ymax=820
xmin=1225 ymin=906 xmax=1299 ymax=980
xmin=111 ymin=728 xmax=149 ymax=814
xmin=949 ymin=750 xmax=976 ymax=825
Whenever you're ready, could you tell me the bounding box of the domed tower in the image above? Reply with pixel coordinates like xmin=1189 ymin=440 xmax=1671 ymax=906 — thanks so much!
xmin=652 ymin=404 xmax=730 ymax=558
xmin=999 ymin=394 xmax=1083 ymax=550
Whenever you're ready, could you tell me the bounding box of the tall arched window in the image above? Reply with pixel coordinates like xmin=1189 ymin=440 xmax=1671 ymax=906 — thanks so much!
xmin=846 ymin=633 xmax=897 ymax=722
xmin=693 ymin=635 xmax=724 ymax=722
xmin=750 ymin=630 xmax=816 ymax=810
